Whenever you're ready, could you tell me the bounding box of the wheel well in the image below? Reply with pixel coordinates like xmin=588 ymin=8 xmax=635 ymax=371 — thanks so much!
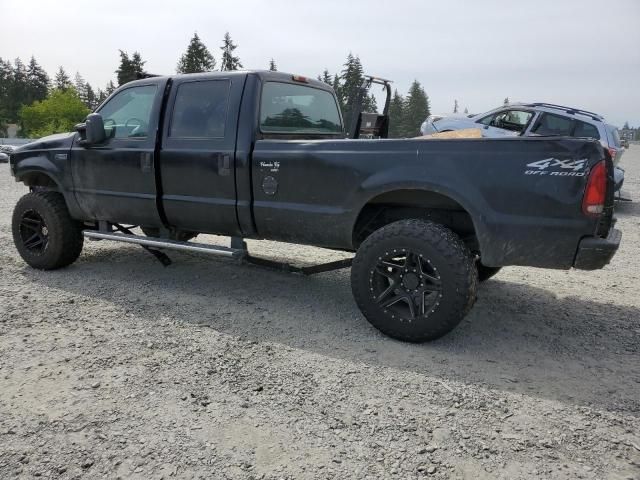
xmin=20 ymin=172 xmax=59 ymax=190
xmin=352 ymin=190 xmax=479 ymax=252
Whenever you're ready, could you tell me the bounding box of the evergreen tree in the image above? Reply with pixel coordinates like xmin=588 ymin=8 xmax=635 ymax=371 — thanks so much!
xmin=0 ymin=58 xmax=14 ymax=122
xmin=54 ymin=66 xmax=73 ymax=90
xmin=96 ymin=88 xmax=108 ymax=105
xmin=388 ymin=89 xmax=405 ymax=138
xmin=25 ymin=56 xmax=49 ymax=105
xmin=402 ymin=80 xmax=430 ymax=137
xmin=177 ymin=33 xmax=215 ymax=74
xmin=340 ymin=53 xmax=378 ymax=129
xmin=623 ymin=121 xmax=630 ymax=130
xmin=85 ymin=84 xmax=97 ymax=110
xmin=74 ymin=72 xmax=89 ymax=106
xmin=105 ymin=80 xmax=117 ymax=95
xmin=503 ymin=97 xmax=510 ymax=105
xmin=453 ymin=99 xmax=459 ymax=113
xmin=464 ymin=107 xmax=469 ymax=114
xmin=269 ymin=58 xmax=277 ymax=71
xmin=8 ymin=58 xmax=29 ymax=122
xmin=332 ymin=73 xmax=344 ymax=113
xmin=116 ymin=50 xmax=146 ymax=86
xmin=219 ymin=32 xmax=242 ymax=71
xmin=319 ymin=69 xmax=332 ymax=85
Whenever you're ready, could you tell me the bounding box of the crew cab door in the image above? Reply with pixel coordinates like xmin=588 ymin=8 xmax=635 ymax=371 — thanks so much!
xmin=70 ymin=79 xmax=167 ymax=226
xmin=159 ymin=75 xmax=245 ymax=235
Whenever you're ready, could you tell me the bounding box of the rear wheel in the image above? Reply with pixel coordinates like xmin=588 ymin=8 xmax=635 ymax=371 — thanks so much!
xmin=12 ymin=191 xmax=84 ymax=270
xmin=351 ymin=219 xmax=477 ymax=342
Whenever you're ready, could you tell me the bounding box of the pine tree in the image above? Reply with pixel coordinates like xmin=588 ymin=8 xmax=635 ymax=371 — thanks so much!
xmin=177 ymin=33 xmax=215 ymax=74
xmin=319 ymin=69 xmax=332 ymax=85
xmin=74 ymin=72 xmax=88 ymax=106
xmin=503 ymin=97 xmax=510 ymax=106
xmin=332 ymin=73 xmax=344 ymax=111
xmin=220 ymin=32 xmax=242 ymax=71
xmin=0 ymin=58 xmax=14 ymax=122
xmin=464 ymin=107 xmax=469 ymax=114
xmin=623 ymin=121 xmax=630 ymax=130
xmin=25 ymin=56 xmax=49 ymax=105
xmin=116 ymin=50 xmax=146 ymax=86
xmin=54 ymin=66 xmax=73 ymax=90
xmin=403 ymin=80 xmax=430 ymax=137
xmin=85 ymin=84 xmax=97 ymax=110
xmin=105 ymin=80 xmax=116 ymax=95
xmin=269 ymin=58 xmax=277 ymax=71
xmin=453 ymin=99 xmax=459 ymax=113
xmin=8 ymin=58 xmax=29 ymax=122
xmin=340 ymin=53 xmax=365 ymax=128
xmin=96 ymin=88 xmax=108 ymax=105
xmin=388 ymin=89 xmax=405 ymax=138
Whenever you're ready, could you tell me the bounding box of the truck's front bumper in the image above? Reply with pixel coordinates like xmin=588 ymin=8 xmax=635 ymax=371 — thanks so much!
xmin=573 ymin=228 xmax=621 ymax=270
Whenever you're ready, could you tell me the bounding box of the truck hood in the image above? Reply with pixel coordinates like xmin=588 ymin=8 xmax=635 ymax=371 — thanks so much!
xmin=13 ymin=132 xmax=76 ymax=154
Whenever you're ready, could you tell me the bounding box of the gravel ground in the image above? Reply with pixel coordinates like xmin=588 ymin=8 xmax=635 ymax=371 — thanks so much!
xmin=1 ymin=147 xmax=639 ymax=480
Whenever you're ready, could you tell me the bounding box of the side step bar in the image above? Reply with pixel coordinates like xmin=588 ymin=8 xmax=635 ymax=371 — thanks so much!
xmin=83 ymin=231 xmax=243 ymax=258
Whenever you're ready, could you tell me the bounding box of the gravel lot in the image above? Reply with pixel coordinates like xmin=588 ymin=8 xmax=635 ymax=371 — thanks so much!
xmin=1 ymin=147 xmax=639 ymax=480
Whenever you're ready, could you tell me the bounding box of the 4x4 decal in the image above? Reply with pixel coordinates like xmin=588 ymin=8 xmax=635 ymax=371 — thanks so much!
xmin=525 ymin=158 xmax=587 ymax=177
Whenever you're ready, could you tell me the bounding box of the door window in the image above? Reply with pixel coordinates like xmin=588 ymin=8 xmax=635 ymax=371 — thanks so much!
xmin=531 ymin=113 xmax=574 ymax=136
xmin=169 ymin=80 xmax=230 ymax=138
xmin=98 ymin=85 xmax=157 ymax=139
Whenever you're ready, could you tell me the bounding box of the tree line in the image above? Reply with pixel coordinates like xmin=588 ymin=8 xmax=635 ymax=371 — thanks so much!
xmin=1 ymin=31 xmax=432 ymax=138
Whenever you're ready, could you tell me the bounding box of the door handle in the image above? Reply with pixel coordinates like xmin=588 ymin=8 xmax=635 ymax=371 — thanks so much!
xmin=218 ymin=154 xmax=231 ymax=176
xmin=140 ymin=152 xmax=153 ymax=173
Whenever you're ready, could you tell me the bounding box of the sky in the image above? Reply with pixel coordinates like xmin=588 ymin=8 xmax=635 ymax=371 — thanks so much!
xmin=2 ymin=0 xmax=639 ymax=126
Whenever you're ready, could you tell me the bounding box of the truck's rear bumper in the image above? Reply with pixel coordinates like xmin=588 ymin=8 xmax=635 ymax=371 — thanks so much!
xmin=573 ymin=228 xmax=621 ymax=270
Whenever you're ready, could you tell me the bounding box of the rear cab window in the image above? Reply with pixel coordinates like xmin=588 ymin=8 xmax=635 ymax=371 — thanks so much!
xmin=260 ymin=82 xmax=342 ymax=135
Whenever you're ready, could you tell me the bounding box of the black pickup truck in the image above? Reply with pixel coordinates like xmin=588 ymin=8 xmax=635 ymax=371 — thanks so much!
xmin=9 ymin=70 xmax=621 ymax=342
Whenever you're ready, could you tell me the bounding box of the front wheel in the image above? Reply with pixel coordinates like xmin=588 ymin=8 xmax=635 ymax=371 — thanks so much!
xmin=351 ymin=219 xmax=477 ymax=342
xmin=12 ymin=191 xmax=84 ymax=270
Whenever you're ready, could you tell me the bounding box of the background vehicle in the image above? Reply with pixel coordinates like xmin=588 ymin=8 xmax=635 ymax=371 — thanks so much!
xmin=9 ymin=71 xmax=621 ymax=342
xmin=421 ymin=103 xmax=625 ymax=191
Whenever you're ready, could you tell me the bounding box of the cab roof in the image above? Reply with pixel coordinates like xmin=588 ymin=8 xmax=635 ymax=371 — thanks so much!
xmin=125 ymin=70 xmax=333 ymax=91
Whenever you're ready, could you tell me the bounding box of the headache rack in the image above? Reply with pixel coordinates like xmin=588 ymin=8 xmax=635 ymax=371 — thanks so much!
xmin=526 ymin=103 xmax=604 ymax=121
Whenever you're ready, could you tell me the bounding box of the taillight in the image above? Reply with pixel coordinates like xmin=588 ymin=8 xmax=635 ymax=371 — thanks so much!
xmin=582 ymin=160 xmax=607 ymax=216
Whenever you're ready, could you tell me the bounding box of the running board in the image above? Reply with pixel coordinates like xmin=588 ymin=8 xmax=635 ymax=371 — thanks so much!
xmin=83 ymin=231 xmax=244 ymax=258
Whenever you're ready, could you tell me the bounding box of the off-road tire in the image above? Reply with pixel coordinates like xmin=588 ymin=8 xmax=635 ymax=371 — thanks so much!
xmin=351 ymin=219 xmax=477 ymax=342
xmin=12 ymin=191 xmax=84 ymax=270
xmin=477 ymin=264 xmax=501 ymax=282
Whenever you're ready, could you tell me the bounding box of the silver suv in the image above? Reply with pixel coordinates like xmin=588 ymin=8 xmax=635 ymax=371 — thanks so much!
xmin=421 ymin=103 xmax=625 ymax=191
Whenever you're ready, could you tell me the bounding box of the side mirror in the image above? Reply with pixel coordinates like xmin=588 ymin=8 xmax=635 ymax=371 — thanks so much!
xmin=76 ymin=113 xmax=106 ymax=146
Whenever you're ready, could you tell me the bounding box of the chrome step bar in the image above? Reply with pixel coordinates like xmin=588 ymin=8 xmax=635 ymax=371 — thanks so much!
xmin=83 ymin=231 xmax=244 ymax=258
